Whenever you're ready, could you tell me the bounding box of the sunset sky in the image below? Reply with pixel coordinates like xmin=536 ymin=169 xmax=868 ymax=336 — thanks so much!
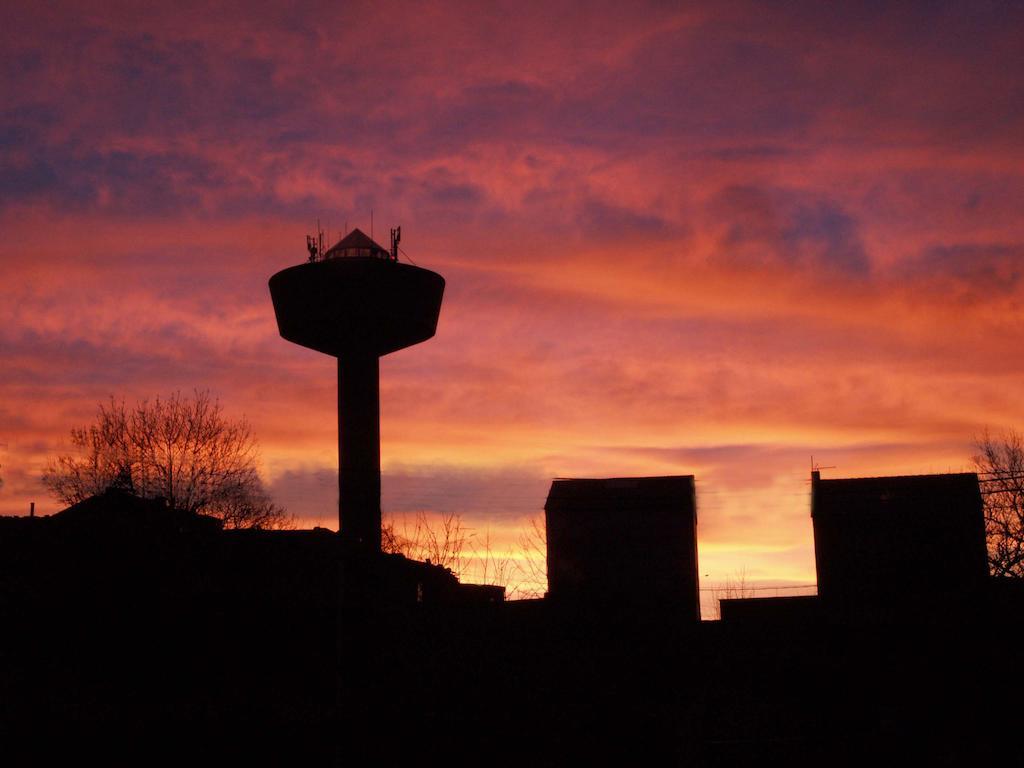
xmin=2 ymin=2 xmax=1023 ymax=602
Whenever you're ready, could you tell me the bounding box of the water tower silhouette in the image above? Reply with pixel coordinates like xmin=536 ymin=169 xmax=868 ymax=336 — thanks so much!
xmin=269 ymin=228 xmax=444 ymax=549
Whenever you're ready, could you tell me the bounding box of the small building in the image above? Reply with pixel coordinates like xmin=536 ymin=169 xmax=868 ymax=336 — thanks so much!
xmin=718 ymin=594 xmax=820 ymax=624
xmin=544 ymin=476 xmax=700 ymax=619
xmin=811 ymin=471 xmax=989 ymax=622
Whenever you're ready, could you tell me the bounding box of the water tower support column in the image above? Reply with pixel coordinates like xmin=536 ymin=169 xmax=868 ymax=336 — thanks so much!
xmin=338 ymin=354 xmax=381 ymax=550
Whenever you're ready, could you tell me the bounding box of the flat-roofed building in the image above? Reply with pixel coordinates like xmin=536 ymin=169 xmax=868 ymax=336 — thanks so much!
xmin=544 ymin=475 xmax=700 ymax=619
xmin=811 ymin=471 xmax=988 ymax=622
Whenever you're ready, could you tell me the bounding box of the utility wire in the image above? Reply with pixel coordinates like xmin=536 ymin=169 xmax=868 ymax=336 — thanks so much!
xmin=697 ymin=584 xmax=816 ymax=593
xmin=398 ymin=245 xmax=418 ymax=266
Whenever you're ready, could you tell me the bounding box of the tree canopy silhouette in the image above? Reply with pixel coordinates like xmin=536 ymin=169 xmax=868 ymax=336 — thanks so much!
xmin=42 ymin=390 xmax=290 ymax=529
xmin=973 ymin=428 xmax=1024 ymax=577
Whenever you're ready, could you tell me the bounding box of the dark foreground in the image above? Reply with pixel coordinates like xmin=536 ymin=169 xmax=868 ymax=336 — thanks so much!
xmin=2 ymin=498 xmax=1022 ymax=765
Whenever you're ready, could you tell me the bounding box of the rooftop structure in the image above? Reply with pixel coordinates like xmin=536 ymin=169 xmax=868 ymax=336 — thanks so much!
xmin=321 ymin=228 xmax=392 ymax=260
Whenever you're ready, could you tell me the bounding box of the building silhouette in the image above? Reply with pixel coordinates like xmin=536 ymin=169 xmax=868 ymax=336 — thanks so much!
xmin=545 ymin=476 xmax=700 ymax=619
xmin=811 ymin=471 xmax=989 ymax=622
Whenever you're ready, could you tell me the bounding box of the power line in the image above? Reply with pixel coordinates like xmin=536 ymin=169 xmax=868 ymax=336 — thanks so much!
xmin=697 ymin=584 xmax=817 ymax=593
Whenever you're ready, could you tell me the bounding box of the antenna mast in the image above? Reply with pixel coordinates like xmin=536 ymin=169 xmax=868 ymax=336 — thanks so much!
xmin=390 ymin=226 xmax=401 ymax=261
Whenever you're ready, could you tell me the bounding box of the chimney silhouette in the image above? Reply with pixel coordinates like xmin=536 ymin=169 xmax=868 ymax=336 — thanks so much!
xmin=269 ymin=228 xmax=444 ymax=550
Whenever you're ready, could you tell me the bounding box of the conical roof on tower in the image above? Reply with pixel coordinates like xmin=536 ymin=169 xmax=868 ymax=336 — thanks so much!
xmin=322 ymin=228 xmax=389 ymax=260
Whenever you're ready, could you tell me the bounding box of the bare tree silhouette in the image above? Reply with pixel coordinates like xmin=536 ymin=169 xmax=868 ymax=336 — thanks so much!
xmin=381 ymin=510 xmax=468 ymax=571
xmin=973 ymin=428 xmax=1024 ymax=577
xmin=381 ymin=510 xmax=546 ymax=597
xmin=42 ymin=390 xmax=291 ymax=529
xmin=712 ymin=567 xmax=754 ymax=619
xmin=514 ymin=514 xmax=548 ymax=599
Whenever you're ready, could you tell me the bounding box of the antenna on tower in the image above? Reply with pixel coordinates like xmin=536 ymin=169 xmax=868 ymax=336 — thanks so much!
xmin=370 ymin=209 xmax=374 ymax=241
xmin=306 ymin=217 xmax=321 ymax=262
xmin=390 ymin=226 xmax=401 ymax=261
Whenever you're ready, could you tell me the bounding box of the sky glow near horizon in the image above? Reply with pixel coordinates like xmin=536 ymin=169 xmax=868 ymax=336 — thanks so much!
xmin=2 ymin=2 xmax=1023 ymax=601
